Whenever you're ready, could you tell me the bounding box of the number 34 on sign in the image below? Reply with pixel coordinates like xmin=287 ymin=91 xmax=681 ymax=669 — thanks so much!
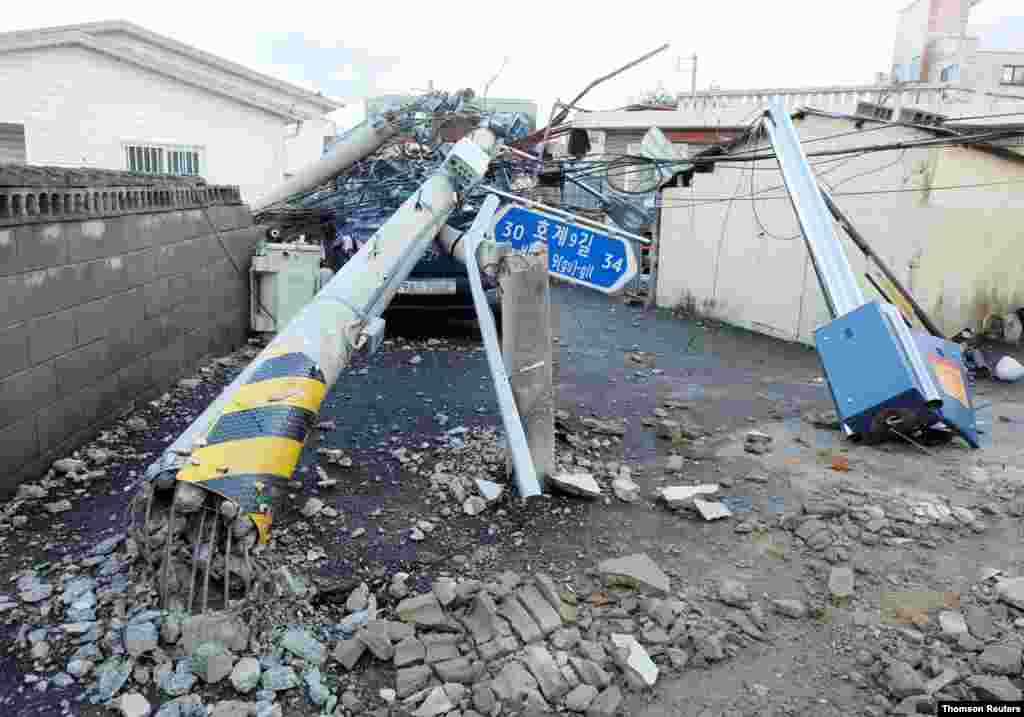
xmin=491 ymin=204 xmax=638 ymax=295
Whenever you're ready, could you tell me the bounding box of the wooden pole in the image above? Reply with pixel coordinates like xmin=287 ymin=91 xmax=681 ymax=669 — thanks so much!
xmin=500 ymin=243 xmax=555 ymax=487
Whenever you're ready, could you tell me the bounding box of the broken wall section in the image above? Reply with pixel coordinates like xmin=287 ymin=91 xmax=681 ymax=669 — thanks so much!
xmin=0 ymin=168 xmax=263 ymax=494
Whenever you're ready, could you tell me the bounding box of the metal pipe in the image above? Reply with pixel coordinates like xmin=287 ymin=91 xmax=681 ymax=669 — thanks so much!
xmin=250 ymin=116 xmax=400 ymax=213
xmin=462 ymin=194 xmax=542 ymax=498
xmin=147 ymin=129 xmax=499 ymax=540
xmin=762 ymin=102 xmax=865 ymax=318
xmin=818 ymin=185 xmax=945 ymax=338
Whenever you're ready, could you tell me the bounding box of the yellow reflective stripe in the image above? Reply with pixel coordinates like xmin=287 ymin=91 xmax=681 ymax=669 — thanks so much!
xmin=177 ymin=436 xmax=303 ymax=483
xmin=221 ymin=377 xmax=327 ymax=416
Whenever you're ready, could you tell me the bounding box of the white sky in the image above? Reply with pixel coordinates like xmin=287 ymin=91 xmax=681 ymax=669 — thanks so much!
xmin=5 ymin=0 xmax=1022 ymax=125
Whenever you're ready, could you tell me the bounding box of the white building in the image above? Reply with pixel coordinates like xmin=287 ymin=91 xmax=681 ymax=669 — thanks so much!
xmin=0 ymin=20 xmax=341 ymax=202
xmin=890 ymin=0 xmax=1024 ymax=92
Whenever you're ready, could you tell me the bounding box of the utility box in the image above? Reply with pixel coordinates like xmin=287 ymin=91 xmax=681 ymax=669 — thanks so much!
xmin=250 ymin=242 xmax=323 ymax=333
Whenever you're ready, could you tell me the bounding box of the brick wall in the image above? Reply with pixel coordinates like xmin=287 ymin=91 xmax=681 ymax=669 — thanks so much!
xmin=0 ymin=167 xmax=265 ymax=494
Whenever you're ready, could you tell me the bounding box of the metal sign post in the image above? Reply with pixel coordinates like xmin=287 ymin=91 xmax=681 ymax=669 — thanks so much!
xmin=491 ymin=204 xmax=638 ymax=295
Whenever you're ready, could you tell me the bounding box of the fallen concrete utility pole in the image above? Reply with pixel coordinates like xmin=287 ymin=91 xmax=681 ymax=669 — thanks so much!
xmin=458 ymin=194 xmax=543 ymax=498
xmin=250 ymin=114 xmax=401 ymax=213
xmin=140 ymin=128 xmax=500 ymax=612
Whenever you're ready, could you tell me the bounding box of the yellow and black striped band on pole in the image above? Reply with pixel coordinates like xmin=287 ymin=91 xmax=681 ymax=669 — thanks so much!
xmin=175 ymin=351 xmax=327 ymax=544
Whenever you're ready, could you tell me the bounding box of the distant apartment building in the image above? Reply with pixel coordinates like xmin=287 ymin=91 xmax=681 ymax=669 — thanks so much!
xmin=890 ymin=0 xmax=1024 ymax=92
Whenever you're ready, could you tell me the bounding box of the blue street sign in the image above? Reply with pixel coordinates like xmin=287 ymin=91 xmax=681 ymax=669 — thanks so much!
xmin=491 ymin=204 xmax=638 ymax=294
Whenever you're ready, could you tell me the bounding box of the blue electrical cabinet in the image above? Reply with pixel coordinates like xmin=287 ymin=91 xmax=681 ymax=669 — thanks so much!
xmin=815 ymin=301 xmax=978 ymax=447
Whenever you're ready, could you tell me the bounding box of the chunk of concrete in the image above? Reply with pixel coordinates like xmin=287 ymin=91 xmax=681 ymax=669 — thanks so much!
xmin=564 ymin=684 xmax=599 ymax=712
xmin=411 ymin=686 xmax=454 ymax=717
xmin=498 ymin=596 xmax=543 ymax=644
xmin=658 ymin=484 xmax=719 ymax=508
xmin=181 ymin=612 xmax=249 ymax=654
xmin=396 ymin=594 xmax=448 ymax=627
xmin=396 ymin=665 xmax=432 ymax=698
xmin=517 ymin=584 xmax=563 ymax=635
xmin=586 ymin=685 xmax=622 ymax=717
xmin=610 ymin=634 xmax=659 ymax=688
xmin=996 ymin=577 xmax=1024 ymax=610
xmin=522 ymin=645 xmax=570 ymax=702
xmin=394 ymin=637 xmax=426 ymax=667
xmin=549 ymin=473 xmax=602 ymax=499
xmin=598 ymin=553 xmax=670 ymax=595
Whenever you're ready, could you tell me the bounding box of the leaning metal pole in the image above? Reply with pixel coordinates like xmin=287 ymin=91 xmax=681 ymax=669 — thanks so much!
xmin=460 ymin=194 xmax=542 ymax=498
xmin=762 ymin=102 xmax=865 ymax=320
xmin=140 ymin=128 xmax=498 ymax=610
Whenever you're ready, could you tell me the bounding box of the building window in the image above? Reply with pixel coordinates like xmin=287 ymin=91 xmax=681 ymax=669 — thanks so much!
xmin=940 ymin=64 xmax=960 ymax=82
xmin=125 ymin=143 xmax=203 ymax=176
xmin=1002 ymin=65 xmax=1024 ymax=86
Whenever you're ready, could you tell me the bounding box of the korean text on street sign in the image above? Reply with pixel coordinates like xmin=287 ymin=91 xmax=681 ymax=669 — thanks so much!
xmin=491 ymin=204 xmax=638 ymax=294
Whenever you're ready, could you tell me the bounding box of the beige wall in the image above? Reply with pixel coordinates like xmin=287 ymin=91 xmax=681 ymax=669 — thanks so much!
xmin=657 ymin=113 xmax=1024 ymax=345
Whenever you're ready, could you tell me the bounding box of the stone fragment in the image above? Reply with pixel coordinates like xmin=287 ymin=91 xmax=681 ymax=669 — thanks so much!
xmin=118 ymin=692 xmax=152 ymax=717
xmin=522 ymin=645 xmax=570 ymax=702
xmin=411 ymin=685 xmax=456 ymax=717
xmin=193 ymin=642 xmax=235 ymax=684
xmin=564 ymin=684 xmax=599 ymax=712
xmin=570 ymin=657 xmax=612 ymax=688
xmin=498 ymin=596 xmax=543 ymax=644
xmin=586 ymin=685 xmax=622 ymax=717
xmin=432 ymin=577 xmax=457 ymax=607
xmin=549 ymin=473 xmax=602 ymax=499
xmin=965 ymin=604 xmax=995 ymax=641
xmin=771 ymin=599 xmax=807 ymax=619
xmin=924 ymin=668 xmax=959 ymax=695
xmin=300 ymin=498 xmax=324 ymax=518
xmin=978 ymin=644 xmax=1022 ymax=675
xmin=433 ymin=656 xmax=478 ymax=684
xmin=939 ymin=611 xmax=968 ymax=639
xmin=462 ymin=593 xmax=504 ymax=644
xmin=208 ymin=701 xmax=252 ymax=717
xmin=666 ymin=648 xmax=690 ymax=670
xmin=332 ymin=638 xmax=366 ymax=670
xmin=358 ymin=629 xmax=394 ymax=661
xmin=230 ymin=658 xmax=261 ymax=694
xmin=425 ymin=637 xmax=459 ymax=664
xmin=884 ymin=661 xmax=926 ymax=698
xmin=463 ymin=496 xmax=487 ymax=515
xmin=996 ymin=578 xmax=1024 ymax=610
xmin=396 ymin=594 xmax=447 ymax=627
xmin=829 ymin=566 xmax=855 ymax=600
xmin=124 ymin=622 xmax=159 ymax=657
xmin=280 ymin=628 xmax=326 ymax=665
xmin=260 ymin=666 xmax=298 ymax=692
xmin=476 ymin=479 xmax=504 ymax=503
xmin=610 ymin=634 xmax=659 ymax=688
xmin=517 ymin=584 xmax=563 ymax=635
xmin=477 ymin=635 xmax=519 ymax=662
xmin=534 ymin=573 xmax=562 ymax=610
xmin=472 ymin=684 xmax=496 ymax=714
xmin=611 ymin=477 xmax=640 ymax=503
xmin=657 ymin=484 xmax=719 ymax=509
xmin=396 ymin=665 xmax=432 ymax=698
xmin=394 ymin=637 xmax=426 ymax=667
xmin=597 ymin=553 xmax=670 ymax=595
xmin=967 ymin=674 xmax=1022 ymax=701
xmin=717 ymin=578 xmax=749 ymax=607
xmin=181 ymin=613 xmax=249 ymax=654
xmin=491 ymin=661 xmax=538 ymax=702
xmin=346 ymin=583 xmax=369 ymax=612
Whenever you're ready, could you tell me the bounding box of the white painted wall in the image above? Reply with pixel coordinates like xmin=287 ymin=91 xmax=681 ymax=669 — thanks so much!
xmin=0 ymin=45 xmax=287 ymax=203
xmin=657 ymin=113 xmax=1024 ymax=344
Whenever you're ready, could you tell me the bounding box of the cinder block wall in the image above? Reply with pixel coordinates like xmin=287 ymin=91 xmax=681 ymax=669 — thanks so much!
xmin=0 ymin=167 xmax=265 ymax=494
